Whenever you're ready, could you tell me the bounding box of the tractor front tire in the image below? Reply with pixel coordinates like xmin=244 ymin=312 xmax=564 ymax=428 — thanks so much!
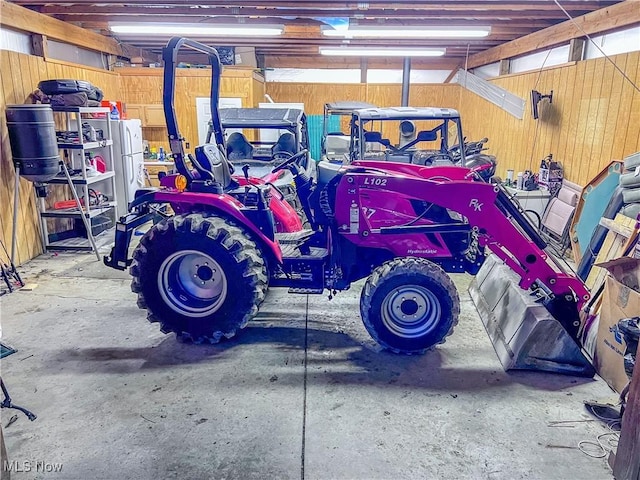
xmin=130 ymin=214 xmax=267 ymax=343
xmin=360 ymin=258 xmax=460 ymax=354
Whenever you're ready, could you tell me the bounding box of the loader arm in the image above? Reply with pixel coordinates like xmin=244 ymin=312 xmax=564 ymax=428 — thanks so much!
xmin=337 ymin=170 xmax=590 ymax=340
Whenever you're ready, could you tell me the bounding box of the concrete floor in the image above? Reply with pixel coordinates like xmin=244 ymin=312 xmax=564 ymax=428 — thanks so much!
xmin=0 ymin=250 xmax=618 ymax=480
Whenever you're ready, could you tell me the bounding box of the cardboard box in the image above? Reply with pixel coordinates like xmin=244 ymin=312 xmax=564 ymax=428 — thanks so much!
xmin=234 ymin=47 xmax=257 ymax=68
xmin=595 ymin=257 xmax=640 ymax=393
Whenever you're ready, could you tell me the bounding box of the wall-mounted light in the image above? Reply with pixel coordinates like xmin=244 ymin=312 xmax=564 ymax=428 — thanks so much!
xmin=319 ymin=47 xmax=446 ymax=57
xmin=321 ymin=26 xmax=491 ymax=39
xmin=110 ymin=24 xmax=284 ymax=36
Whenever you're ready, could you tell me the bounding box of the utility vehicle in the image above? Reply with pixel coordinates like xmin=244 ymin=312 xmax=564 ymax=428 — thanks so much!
xmin=105 ymin=38 xmax=590 ymax=357
xmin=215 ymin=106 xmax=316 ymax=211
xmin=321 ymin=101 xmax=375 ymax=163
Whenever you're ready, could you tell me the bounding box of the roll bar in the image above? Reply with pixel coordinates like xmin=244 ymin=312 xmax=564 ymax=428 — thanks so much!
xmin=162 ymin=37 xmax=225 ymax=177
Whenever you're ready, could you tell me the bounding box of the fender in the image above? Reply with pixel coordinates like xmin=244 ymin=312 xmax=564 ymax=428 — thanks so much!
xmin=235 ymin=177 xmax=302 ymax=233
xmin=142 ymin=190 xmax=283 ymax=262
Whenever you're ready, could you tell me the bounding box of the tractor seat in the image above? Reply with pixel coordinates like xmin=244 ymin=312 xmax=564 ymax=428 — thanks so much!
xmin=227 ymin=132 xmax=254 ymax=161
xmin=193 ymin=144 xmax=238 ymax=190
xmin=272 ymin=132 xmax=296 ymax=157
xmin=317 ymin=161 xmax=342 ymax=187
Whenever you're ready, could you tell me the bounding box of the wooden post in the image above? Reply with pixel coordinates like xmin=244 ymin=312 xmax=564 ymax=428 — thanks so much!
xmin=360 ymin=57 xmax=368 ymax=84
xmin=30 ymin=34 xmax=48 ymax=59
xmin=499 ymin=59 xmax=511 ymax=76
xmin=614 ymin=342 xmax=640 ymax=480
xmin=568 ymin=38 xmax=585 ymax=62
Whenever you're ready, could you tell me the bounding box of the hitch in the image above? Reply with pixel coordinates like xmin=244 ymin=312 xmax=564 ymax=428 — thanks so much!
xmin=104 ymin=210 xmax=156 ymax=271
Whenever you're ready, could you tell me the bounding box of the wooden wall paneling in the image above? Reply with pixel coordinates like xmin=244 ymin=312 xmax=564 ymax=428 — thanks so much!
xmin=265 ymin=83 xmax=367 ymax=115
xmin=541 ymin=67 xmax=560 ymax=159
xmin=0 ymin=51 xmax=124 ymax=264
xmin=0 ymin=64 xmax=15 ymax=258
xmin=583 ymin=57 xmax=608 ymax=183
xmin=454 ymin=51 xmax=640 ymax=185
xmin=118 ymin=68 xmax=262 ymax=152
xmin=18 ymin=53 xmax=40 ymax=260
xmin=252 ymin=75 xmax=265 ymax=109
xmin=612 ymin=52 xmax=639 ymax=162
xmin=574 ymin=58 xmax=600 ymax=184
xmin=555 ymin=60 xmax=578 ymax=165
xmin=1 ymin=51 xmax=34 ymax=263
xmin=564 ymin=59 xmax=589 ymax=183
xmin=593 ymin=54 xmax=621 ymax=174
xmin=623 ymin=55 xmax=640 ymax=159
xmin=536 ymin=69 xmax=561 ymax=159
xmin=6 ymin=51 xmax=30 ymax=263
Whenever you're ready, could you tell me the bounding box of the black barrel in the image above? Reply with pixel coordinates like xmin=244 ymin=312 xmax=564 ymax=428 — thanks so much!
xmin=5 ymin=104 xmax=60 ymax=182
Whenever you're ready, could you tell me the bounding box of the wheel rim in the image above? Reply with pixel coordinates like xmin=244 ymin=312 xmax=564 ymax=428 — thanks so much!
xmin=380 ymin=285 xmax=441 ymax=339
xmin=158 ymin=250 xmax=227 ymax=317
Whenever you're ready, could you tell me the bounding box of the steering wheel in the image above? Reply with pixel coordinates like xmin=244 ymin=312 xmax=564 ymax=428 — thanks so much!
xmin=272 ymin=149 xmax=309 ymax=173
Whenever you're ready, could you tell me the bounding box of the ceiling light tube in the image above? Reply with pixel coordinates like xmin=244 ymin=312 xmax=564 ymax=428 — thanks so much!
xmin=110 ymin=24 xmax=284 ymax=36
xmin=322 ymin=26 xmax=491 ymax=39
xmin=320 ymin=48 xmax=445 ymax=57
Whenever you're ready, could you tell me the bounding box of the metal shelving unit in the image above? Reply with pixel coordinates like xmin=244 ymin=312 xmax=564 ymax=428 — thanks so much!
xmin=38 ymin=106 xmax=117 ymax=255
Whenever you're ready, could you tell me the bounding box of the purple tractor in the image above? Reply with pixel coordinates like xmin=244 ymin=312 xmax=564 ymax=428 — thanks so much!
xmin=105 ymin=37 xmax=590 ymax=358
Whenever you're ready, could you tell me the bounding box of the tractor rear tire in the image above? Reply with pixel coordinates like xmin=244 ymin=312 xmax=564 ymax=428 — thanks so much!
xmin=360 ymin=258 xmax=460 ymax=354
xmin=130 ymin=213 xmax=267 ymax=343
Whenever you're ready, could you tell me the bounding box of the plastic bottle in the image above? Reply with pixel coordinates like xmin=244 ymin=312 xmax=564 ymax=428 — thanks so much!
xmin=159 ymin=147 xmax=165 ymax=161
xmin=109 ymin=102 xmax=120 ymax=120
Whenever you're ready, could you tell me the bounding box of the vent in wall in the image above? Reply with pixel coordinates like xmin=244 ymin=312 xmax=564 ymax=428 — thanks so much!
xmin=456 ymin=69 xmax=526 ymax=120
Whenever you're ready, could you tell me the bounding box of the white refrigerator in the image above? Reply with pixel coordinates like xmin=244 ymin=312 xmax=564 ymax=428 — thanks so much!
xmin=111 ymin=119 xmax=145 ymax=217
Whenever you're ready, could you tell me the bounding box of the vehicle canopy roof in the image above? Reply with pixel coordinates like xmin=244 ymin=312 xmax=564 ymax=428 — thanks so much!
xmin=325 ymin=101 xmax=376 ymax=115
xmin=354 ymin=107 xmax=461 ymax=121
xmin=220 ymin=108 xmax=304 ymax=128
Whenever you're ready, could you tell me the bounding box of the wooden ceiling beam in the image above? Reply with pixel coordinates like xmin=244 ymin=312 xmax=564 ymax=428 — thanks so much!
xmin=0 ymin=0 xmax=159 ymax=62
xmin=45 ymin=10 xmax=596 ymax=21
xmin=18 ymin=0 xmax=619 ymax=9
xmin=467 ymin=0 xmax=640 ymax=67
xmin=38 ymin=3 xmax=606 ymax=16
xmin=264 ymin=56 xmax=462 ymax=70
xmin=53 ymin=12 xmax=556 ymax=28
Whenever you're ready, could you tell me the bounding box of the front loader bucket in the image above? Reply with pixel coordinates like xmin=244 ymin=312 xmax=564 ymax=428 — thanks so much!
xmin=469 ymin=255 xmax=595 ymax=377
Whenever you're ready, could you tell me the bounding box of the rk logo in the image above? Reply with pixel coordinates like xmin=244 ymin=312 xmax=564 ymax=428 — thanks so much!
xmin=469 ymin=199 xmax=483 ymax=212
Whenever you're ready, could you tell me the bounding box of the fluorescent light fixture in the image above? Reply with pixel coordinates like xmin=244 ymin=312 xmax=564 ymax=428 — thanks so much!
xmin=320 ymin=47 xmax=445 ymax=57
xmin=322 ymin=26 xmax=491 ymax=39
xmin=110 ymin=24 xmax=284 ymax=36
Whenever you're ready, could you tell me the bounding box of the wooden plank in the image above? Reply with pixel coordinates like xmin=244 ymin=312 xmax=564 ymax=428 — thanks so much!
xmin=30 ymin=34 xmax=48 ymax=60
xmin=613 ymin=341 xmax=640 ymax=480
xmin=499 ymin=59 xmax=511 ymax=76
xmin=467 ymin=1 xmax=640 ymax=68
xmin=599 ymin=217 xmax=634 ymax=238
xmin=585 ymin=214 xmax=636 ymax=291
xmin=568 ymin=38 xmax=586 ymax=62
